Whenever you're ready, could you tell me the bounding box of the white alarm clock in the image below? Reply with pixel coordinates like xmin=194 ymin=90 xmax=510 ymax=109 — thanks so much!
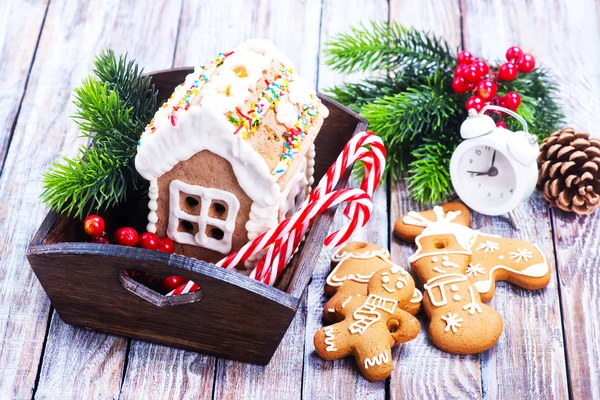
xmin=449 ymin=105 xmax=539 ymax=229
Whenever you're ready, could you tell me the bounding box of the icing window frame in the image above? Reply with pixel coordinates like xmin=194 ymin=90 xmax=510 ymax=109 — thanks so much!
xmin=168 ymin=180 xmax=240 ymax=254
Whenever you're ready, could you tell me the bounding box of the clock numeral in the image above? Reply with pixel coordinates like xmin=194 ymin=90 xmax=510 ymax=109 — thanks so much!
xmin=510 ymin=189 xmax=514 ymax=193
xmin=487 ymin=192 xmax=491 ymax=197
xmin=477 ymin=183 xmax=482 ymax=188
xmin=485 ymin=146 xmax=491 ymax=151
xmin=469 ymin=159 xmax=473 ymax=164
xmin=475 ymin=149 xmax=482 ymax=156
xmin=500 ymin=192 xmax=504 ymax=198
xmin=470 ymin=173 xmax=475 ymax=177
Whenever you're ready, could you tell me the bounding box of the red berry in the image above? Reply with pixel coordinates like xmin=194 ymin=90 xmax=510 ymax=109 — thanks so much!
xmin=462 ymin=65 xmax=481 ymax=83
xmin=114 ymin=227 xmax=139 ymax=247
xmin=501 ymin=92 xmax=521 ymax=111
xmin=497 ymin=62 xmax=518 ymax=81
xmin=457 ymin=50 xmax=474 ymax=65
xmin=472 ymin=59 xmax=489 ymax=77
xmin=158 ymin=237 xmax=175 ymax=254
xmin=465 ymin=96 xmax=485 ymax=112
xmin=161 ymin=275 xmax=187 ymax=292
xmin=516 ymin=54 xmax=536 ymax=73
xmin=452 ymin=77 xmax=469 ymax=94
xmin=92 ymin=236 xmax=110 ymax=244
xmin=475 ymin=79 xmax=497 ymax=100
xmin=83 ymin=215 xmax=105 ymax=237
xmin=496 ymin=120 xmax=507 ymax=129
xmin=505 ymin=46 xmax=523 ymax=62
xmin=466 ymin=82 xmax=476 ymax=91
xmin=139 ymin=232 xmax=160 ymax=250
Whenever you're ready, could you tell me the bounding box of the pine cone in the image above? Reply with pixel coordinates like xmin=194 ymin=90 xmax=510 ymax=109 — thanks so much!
xmin=537 ymin=128 xmax=600 ymax=214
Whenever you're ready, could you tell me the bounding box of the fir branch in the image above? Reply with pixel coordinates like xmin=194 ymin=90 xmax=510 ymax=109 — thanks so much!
xmin=360 ymin=73 xmax=463 ymax=181
xmin=324 ymin=21 xmax=456 ymax=74
xmin=41 ymin=50 xmax=156 ymax=219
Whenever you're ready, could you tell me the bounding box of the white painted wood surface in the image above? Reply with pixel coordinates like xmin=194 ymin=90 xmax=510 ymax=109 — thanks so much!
xmin=0 ymin=0 xmax=598 ymax=398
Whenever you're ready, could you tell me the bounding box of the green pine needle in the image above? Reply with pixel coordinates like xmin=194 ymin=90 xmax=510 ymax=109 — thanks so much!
xmin=324 ymin=21 xmax=456 ymax=74
xmin=41 ymin=49 xmax=157 ymax=219
xmin=325 ymin=21 xmax=565 ymax=204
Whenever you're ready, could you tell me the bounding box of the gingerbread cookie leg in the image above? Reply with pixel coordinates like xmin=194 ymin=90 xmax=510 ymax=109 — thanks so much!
xmin=422 ymin=274 xmax=502 ymax=354
xmin=469 ymin=235 xmax=552 ymax=302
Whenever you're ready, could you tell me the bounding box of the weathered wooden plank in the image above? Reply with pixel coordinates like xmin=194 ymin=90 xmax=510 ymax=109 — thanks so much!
xmin=121 ymin=342 xmax=216 ymax=400
xmin=0 ymin=0 xmax=182 ymax=399
xmin=0 ymin=0 xmax=49 ymax=174
xmin=301 ymin=1 xmax=389 ymax=397
xmin=316 ymin=0 xmax=389 ymax=92
xmin=205 ymin=2 xmax=323 ymax=399
xmin=303 ymin=184 xmax=389 ymax=399
xmin=461 ymin=0 xmax=571 ymax=397
xmin=390 ymin=180 xmax=482 ymax=400
xmin=387 ymin=2 xmax=484 ymax=398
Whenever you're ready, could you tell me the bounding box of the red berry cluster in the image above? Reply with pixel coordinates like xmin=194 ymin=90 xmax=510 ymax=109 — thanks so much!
xmin=83 ymin=215 xmax=174 ymax=253
xmin=452 ymin=46 xmax=536 ymax=119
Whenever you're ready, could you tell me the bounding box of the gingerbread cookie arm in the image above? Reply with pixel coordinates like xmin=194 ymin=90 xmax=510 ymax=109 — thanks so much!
xmin=469 ymin=235 xmax=552 ymax=302
xmin=388 ymin=309 xmax=420 ymax=344
xmin=314 ymin=324 xmax=353 ymax=360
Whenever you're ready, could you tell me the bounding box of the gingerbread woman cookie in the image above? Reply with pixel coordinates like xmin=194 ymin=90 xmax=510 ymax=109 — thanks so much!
xmin=314 ymin=264 xmax=420 ymax=381
xmin=393 ymin=202 xmax=551 ymax=354
xmin=324 ymin=242 xmax=422 ymax=322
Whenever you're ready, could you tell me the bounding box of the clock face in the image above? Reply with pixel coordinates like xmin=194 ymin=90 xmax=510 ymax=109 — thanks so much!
xmin=457 ymin=145 xmax=516 ymax=207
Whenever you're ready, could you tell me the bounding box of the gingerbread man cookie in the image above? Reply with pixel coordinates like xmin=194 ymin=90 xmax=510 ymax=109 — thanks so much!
xmin=324 ymin=242 xmax=422 ymax=322
xmin=314 ymin=264 xmax=420 ymax=381
xmin=394 ymin=202 xmax=551 ymax=354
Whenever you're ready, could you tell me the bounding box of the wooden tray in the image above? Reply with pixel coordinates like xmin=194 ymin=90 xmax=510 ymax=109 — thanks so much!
xmin=27 ymin=68 xmax=367 ymax=365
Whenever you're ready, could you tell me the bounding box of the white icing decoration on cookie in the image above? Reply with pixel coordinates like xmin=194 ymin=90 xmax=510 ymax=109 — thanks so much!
xmin=431 ymin=256 xmax=439 ymax=263
xmin=442 ymin=256 xmax=449 ymax=261
xmin=441 ymin=312 xmax=464 ymax=333
xmin=453 ymin=294 xmax=461 ymax=301
xmin=423 ymin=274 xmax=468 ymax=307
xmin=278 ymin=157 xmax=308 ymax=221
xmin=508 ymin=248 xmax=533 ymax=263
xmin=462 ymin=286 xmax=483 ymax=315
xmin=450 ymin=284 xmax=459 ymax=292
xmin=410 ymin=289 xmax=423 ymax=303
xmin=442 ymin=260 xmax=461 ymax=269
xmin=433 ymin=267 xmax=447 ymax=274
xmin=341 ymin=296 xmax=353 ymax=309
xmin=476 ymin=240 xmax=500 ymax=254
xmin=323 ymin=326 xmax=337 ymax=352
xmin=364 ymin=351 xmax=389 ymax=369
xmin=498 ymin=255 xmax=505 ymax=260
xmin=348 ymin=294 xmax=398 ymax=335
xmin=466 ymin=263 xmax=485 ymax=277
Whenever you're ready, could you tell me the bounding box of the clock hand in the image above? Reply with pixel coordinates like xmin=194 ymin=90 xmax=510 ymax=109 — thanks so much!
xmin=466 ymin=170 xmax=489 ymax=176
xmin=490 ymin=150 xmax=497 ymax=168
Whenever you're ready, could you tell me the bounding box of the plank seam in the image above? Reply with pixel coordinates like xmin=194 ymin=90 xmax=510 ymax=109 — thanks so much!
xmin=0 ymin=0 xmax=51 ymax=176
xmin=314 ymin=0 xmax=325 ymax=90
xmin=117 ymin=339 xmax=132 ymax=399
xmin=549 ymin=207 xmax=574 ymax=400
xmin=30 ymin=306 xmax=55 ymax=400
xmin=458 ymin=0 xmax=465 ymax=49
xmin=170 ymin=0 xmax=185 ymax=66
xmin=211 ymin=358 xmax=219 ymax=400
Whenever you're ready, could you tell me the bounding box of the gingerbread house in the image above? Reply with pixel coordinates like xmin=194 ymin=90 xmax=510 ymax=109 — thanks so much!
xmin=135 ymin=39 xmax=329 ymax=269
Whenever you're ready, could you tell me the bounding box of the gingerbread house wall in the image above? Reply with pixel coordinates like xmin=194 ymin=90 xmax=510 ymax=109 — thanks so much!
xmin=155 ymin=150 xmax=253 ymax=264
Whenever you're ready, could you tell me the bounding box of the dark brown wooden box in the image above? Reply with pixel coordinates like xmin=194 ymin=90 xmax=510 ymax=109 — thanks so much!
xmin=27 ymin=68 xmax=367 ymax=365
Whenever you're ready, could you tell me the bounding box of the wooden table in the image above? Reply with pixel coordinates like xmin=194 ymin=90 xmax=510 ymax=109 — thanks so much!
xmin=1 ymin=0 xmax=599 ymax=398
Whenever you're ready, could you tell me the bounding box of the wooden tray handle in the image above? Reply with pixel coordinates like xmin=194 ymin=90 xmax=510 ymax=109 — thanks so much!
xmin=118 ymin=270 xmax=203 ymax=307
